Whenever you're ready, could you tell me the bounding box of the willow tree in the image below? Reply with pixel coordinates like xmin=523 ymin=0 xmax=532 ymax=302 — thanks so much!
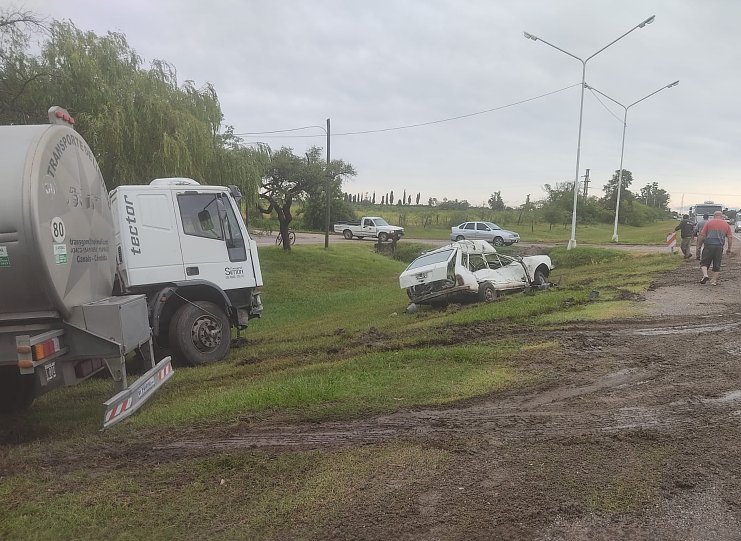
xmin=0 ymin=16 xmax=260 ymax=202
xmin=0 ymin=9 xmax=47 ymax=123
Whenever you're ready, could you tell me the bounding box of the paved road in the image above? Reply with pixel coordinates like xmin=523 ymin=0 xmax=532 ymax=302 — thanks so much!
xmin=256 ymin=230 xmax=741 ymax=254
xmin=254 ymin=231 xmax=682 ymax=254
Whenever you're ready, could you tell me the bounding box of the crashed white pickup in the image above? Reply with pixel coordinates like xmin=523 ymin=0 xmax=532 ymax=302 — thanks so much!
xmin=399 ymin=240 xmax=553 ymax=305
xmin=334 ymin=216 xmax=404 ymax=241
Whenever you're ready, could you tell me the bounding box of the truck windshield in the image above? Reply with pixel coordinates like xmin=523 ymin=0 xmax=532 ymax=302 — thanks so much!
xmin=178 ymin=194 xmax=223 ymax=240
xmin=406 ymin=249 xmax=454 ymax=271
xmin=693 ymin=205 xmax=722 ymax=216
xmin=374 ymin=218 xmax=390 ymax=227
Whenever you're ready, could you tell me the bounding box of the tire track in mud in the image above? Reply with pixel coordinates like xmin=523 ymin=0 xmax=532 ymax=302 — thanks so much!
xmin=156 ymin=316 xmax=741 ymax=455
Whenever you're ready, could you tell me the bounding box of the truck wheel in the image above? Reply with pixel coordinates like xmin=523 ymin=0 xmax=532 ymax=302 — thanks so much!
xmin=493 ymin=236 xmax=504 ymax=247
xmin=478 ymin=282 xmax=499 ymax=302
xmin=0 ymin=367 xmax=35 ymax=413
xmin=378 ymin=232 xmax=389 ymax=242
xmin=455 ymin=235 xmax=465 ymax=241
xmin=343 ymin=229 xmax=353 ymax=240
xmin=169 ymin=301 xmax=231 ymax=366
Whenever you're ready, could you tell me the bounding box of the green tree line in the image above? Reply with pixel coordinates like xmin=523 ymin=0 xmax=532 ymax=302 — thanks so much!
xmin=0 ymin=10 xmax=360 ymax=249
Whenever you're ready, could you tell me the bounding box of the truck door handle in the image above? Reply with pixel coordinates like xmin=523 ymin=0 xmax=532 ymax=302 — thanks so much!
xmin=186 ymin=266 xmax=199 ymax=276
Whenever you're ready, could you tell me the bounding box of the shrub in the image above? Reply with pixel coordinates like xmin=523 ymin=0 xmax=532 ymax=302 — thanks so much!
xmin=548 ymin=247 xmax=629 ymax=268
xmin=390 ymin=242 xmax=434 ymax=265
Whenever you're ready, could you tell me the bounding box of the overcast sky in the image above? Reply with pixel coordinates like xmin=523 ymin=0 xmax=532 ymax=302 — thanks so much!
xmin=19 ymin=0 xmax=741 ymax=210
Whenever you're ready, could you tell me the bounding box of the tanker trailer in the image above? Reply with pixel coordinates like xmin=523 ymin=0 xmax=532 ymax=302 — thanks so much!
xmin=0 ymin=107 xmax=173 ymax=427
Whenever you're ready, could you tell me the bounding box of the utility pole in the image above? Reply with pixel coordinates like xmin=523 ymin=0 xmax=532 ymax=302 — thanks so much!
xmin=324 ymin=118 xmax=330 ymax=249
xmin=582 ymin=168 xmax=590 ymax=199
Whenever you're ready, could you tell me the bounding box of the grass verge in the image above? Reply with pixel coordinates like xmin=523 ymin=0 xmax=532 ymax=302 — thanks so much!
xmin=0 ymin=243 xmax=683 ymax=539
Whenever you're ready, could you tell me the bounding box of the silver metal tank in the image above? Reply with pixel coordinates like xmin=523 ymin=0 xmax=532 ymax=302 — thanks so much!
xmin=0 ymin=116 xmax=115 ymax=319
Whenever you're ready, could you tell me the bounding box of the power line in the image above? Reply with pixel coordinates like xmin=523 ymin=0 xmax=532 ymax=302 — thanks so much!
xmin=234 ymin=82 xmax=582 ymax=138
xmin=586 ymin=88 xmax=624 ymax=124
xmin=668 ymin=191 xmax=741 ymax=198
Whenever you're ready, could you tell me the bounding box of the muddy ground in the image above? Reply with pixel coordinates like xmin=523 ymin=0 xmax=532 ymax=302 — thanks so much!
xmin=7 ymin=243 xmax=741 ymax=539
xmin=168 ymin=247 xmax=741 ymax=539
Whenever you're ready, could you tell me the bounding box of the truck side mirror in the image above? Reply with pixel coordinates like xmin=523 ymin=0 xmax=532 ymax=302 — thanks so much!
xmin=198 ymin=210 xmax=214 ymax=231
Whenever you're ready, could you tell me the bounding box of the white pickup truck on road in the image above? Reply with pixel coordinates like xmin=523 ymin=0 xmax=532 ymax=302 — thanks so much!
xmin=334 ymin=217 xmax=404 ymax=241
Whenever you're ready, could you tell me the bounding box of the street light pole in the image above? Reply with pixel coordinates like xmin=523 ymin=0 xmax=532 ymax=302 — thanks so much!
xmin=586 ymin=81 xmax=679 ymax=241
xmin=524 ymin=15 xmax=655 ymax=250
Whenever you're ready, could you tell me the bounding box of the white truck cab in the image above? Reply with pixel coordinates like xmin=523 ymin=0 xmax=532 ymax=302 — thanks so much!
xmin=112 ymin=179 xmax=262 ymax=296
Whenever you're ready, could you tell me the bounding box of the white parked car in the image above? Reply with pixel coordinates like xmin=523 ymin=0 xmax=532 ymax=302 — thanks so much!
xmin=450 ymin=221 xmax=520 ymax=246
xmin=399 ymin=240 xmax=552 ymax=305
xmin=735 ymin=220 xmax=741 ymax=233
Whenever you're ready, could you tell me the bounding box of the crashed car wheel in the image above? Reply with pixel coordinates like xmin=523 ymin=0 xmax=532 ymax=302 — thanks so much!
xmin=532 ymin=268 xmax=548 ymax=286
xmin=478 ymin=282 xmax=498 ymax=302
xmin=492 ymin=236 xmax=504 ymax=247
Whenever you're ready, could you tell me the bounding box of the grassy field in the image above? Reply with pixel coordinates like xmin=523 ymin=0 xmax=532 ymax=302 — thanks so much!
xmin=260 ymin=202 xmax=678 ymax=245
xmin=0 ymin=243 xmax=682 ymax=539
xmin=403 ymin=219 xmax=678 ymax=244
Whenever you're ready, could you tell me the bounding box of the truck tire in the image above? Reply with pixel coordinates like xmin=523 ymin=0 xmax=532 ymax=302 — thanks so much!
xmin=0 ymin=367 xmax=35 ymax=413
xmin=343 ymin=229 xmax=353 ymax=240
xmin=168 ymin=301 xmax=231 ymax=366
xmin=378 ymin=232 xmax=389 ymax=242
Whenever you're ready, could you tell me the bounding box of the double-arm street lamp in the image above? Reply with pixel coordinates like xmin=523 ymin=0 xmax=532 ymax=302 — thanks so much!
xmin=586 ymin=81 xmax=679 ymax=242
xmin=524 ymin=15 xmax=656 ymax=249
xmin=304 ymin=121 xmax=332 ymax=249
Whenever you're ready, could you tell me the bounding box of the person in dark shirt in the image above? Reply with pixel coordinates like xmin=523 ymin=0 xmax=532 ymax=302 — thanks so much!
xmin=674 ymin=214 xmax=694 ymax=259
xmin=694 ymin=213 xmax=709 ymax=260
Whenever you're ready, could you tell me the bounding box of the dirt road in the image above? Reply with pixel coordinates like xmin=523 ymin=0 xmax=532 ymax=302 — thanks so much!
xmin=174 ymin=236 xmax=741 ymax=539
xmin=256 ymin=230 xmax=674 ymax=254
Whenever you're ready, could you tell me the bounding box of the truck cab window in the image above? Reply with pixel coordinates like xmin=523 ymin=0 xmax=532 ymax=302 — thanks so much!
xmin=178 ymin=193 xmax=247 ymax=262
xmin=220 ymin=194 xmax=247 ymax=262
xmin=177 ymin=194 xmax=223 ymax=240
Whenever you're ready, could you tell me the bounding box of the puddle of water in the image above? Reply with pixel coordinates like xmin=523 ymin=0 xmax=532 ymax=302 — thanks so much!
xmin=628 ymin=321 xmax=741 ymax=336
xmin=700 ymin=390 xmax=741 ymax=404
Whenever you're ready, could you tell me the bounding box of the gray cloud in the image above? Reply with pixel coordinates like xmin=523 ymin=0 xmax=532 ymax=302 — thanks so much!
xmin=22 ymin=0 xmax=741 ymax=208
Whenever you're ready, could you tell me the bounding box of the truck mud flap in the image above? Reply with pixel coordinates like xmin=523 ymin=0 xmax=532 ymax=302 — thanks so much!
xmin=102 ymin=356 xmax=174 ymax=428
